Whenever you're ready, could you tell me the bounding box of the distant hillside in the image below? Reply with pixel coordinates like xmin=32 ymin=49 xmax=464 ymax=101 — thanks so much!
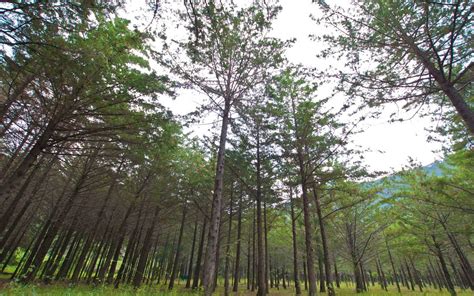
xmin=366 ymin=161 xmax=444 ymax=198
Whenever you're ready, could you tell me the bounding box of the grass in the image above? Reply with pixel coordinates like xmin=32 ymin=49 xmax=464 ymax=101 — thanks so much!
xmin=0 ymin=281 xmax=471 ymax=296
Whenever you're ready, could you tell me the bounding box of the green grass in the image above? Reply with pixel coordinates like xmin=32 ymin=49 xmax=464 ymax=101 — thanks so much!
xmin=0 ymin=282 xmax=471 ymax=296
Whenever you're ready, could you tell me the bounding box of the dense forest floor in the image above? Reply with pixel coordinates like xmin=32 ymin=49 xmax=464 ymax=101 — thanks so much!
xmin=0 ymin=281 xmax=471 ymax=296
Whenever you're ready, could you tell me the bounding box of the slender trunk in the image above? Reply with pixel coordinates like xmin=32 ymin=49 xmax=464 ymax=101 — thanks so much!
xmin=71 ymin=172 xmax=120 ymax=282
xmin=376 ymin=257 xmax=388 ymax=291
xmin=404 ymin=259 xmax=415 ymax=291
xmin=0 ymin=181 xmax=40 ymax=252
xmin=252 ymin=204 xmax=256 ymax=291
xmin=22 ymin=156 xmax=92 ymax=282
xmin=168 ymin=204 xmax=187 ymax=290
xmin=303 ymin=255 xmax=308 ymax=291
xmin=385 ymin=238 xmax=401 ymax=293
xmin=192 ymin=218 xmax=206 ymax=289
xmin=224 ymin=186 xmax=234 ymax=296
xmin=202 ymin=99 xmax=231 ymax=296
xmin=232 ymin=187 xmax=243 ymax=292
xmin=441 ymin=221 xmax=474 ymax=290
xmin=317 ymin=244 xmax=325 ymax=293
xmin=0 ymin=117 xmax=57 ymax=201
xmin=255 ymin=126 xmax=266 ymax=296
xmin=264 ymin=200 xmax=270 ymax=294
xmin=402 ymin=32 xmax=474 ymax=134
xmin=133 ymin=205 xmax=160 ymax=288
xmin=57 ymin=231 xmax=83 ymax=280
xmin=247 ymin=228 xmax=251 ymax=290
xmin=432 ymin=235 xmax=456 ymax=296
xmin=1 ymin=214 xmax=33 ymax=270
xmin=311 ymin=185 xmax=334 ymax=296
xmin=115 ymin=203 xmax=146 ymax=288
xmin=291 ymin=95 xmax=317 ymax=296
xmin=409 ymin=257 xmax=423 ymax=292
xmin=105 ymin=172 xmax=151 ymax=283
xmin=186 ymin=219 xmax=198 ymax=288
xmin=427 ymin=261 xmax=440 ymax=290
xmin=0 ymin=158 xmax=42 ymax=234
xmin=290 ymin=188 xmax=302 ymax=295
xmin=334 ymin=256 xmax=340 ymax=288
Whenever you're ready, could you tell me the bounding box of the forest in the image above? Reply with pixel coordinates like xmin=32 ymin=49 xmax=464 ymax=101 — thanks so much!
xmin=0 ymin=0 xmax=472 ymax=295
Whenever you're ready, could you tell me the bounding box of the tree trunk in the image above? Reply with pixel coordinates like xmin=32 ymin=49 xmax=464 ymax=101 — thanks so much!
xmin=290 ymin=188 xmax=302 ymax=295
xmin=169 ymin=204 xmax=187 ymax=290
xmin=409 ymin=257 xmax=423 ymax=292
xmin=232 ymin=187 xmax=243 ymax=292
xmin=202 ymin=99 xmax=231 ymax=296
xmin=311 ymin=185 xmax=335 ymax=296
xmin=115 ymin=204 xmax=145 ymax=288
xmin=432 ymin=235 xmax=456 ymax=296
xmin=441 ymin=221 xmax=474 ymax=290
xmin=104 ymin=172 xmax=151 ymax=283
xmin=133 ymin=205 xmax=160 ymax=288
xmin=186 ymin=219 xmax=198 ymax=288
xmin=0 ymin=158 xmax=42 ymax=235
xmin=334 ymin=256 xmax=340 ymax=289
xmin=247 ymin=228 xmax=251 ymax=290
xmin=291 ymin=94 xmax=317 ymax=296
xmin=264 ymin=200 xmax=270 ymax=294
xmin=255 ymin=126 xmax=266 ymax=296
xmin=303 ymin=256 xmax=308 ymax=291
xmin=224 ymin=186 xmax=234 ymax=296
xmin=317 ymin=244 xmax=325 ymax=293
xmin=71 ymin=172 xmax=120 ymax=282
xmin=0 ymin=117 xmax=57 ymax=201
xmin=192 ymin=218 xmax=207 ymax=289
xmin=385 ymin=238 xmax=401 ymax=293
xmin=404 ymin=259 xmax=415 ymax=291
xmin=401 ymin=31 xmax=474 ymax=134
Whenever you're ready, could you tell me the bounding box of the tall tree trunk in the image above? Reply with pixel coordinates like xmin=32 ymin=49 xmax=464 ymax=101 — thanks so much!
xmin=401 ymin=32 xmax=474 ymax=134
xmin=247 ymin=228 xmax=251 ymax=290
xmin=333 ymin=255 xmax=340 ymax=289
xmin=432 ymin=235 xmax=456 ymax=296
xmin=202 ymin=99 xmax=231 ymax=296
xmin=264 ymin=200 xmax=270 ymax=294
xmin=303 ymin=255 xmax=308 ymax=291
xmin=404 ymin=259 xmax=415 ymax=291
xmin=0 ymin=117 xmax=58 ymax=201
xmin=224 ymin=186 xmax=234 ymax=296
xmin=115 ymin=204 xmax=145 ymax=288
xmin=186 ymin=219 xmax=198 ymax=288
xmin=21 ymin=154 xmax=94 ymax=282
xmin=317 ymin=244 xmax=325 ymax=293
xmin=133 ymin=205 xmax=160 ymax=288
xmin=290 ymin=187 xmax=302 ymax=295
xmin=255 ymin=126 xmax=266 ymax=296
xmin=192 ymin=218 xmax=207 ymax=289
xmin=71 ymin=170 xmax=121 ymax=283
xmin=169 ymin=204 xmax=187 ymax=290
xmin=385 ymin=237 xmax=401 ymax=293
xmin=440 ymin=220 xmax=474 ymax=290
xmin=0 ymin=157 xmax=42 ymax=235
xmin=311 ymin=185 xmax=335 ymax=296
xmin=409 ymin=257 xmax=423 ymax=292
xmin=291 ymin=95 xmax=317 ymax=296
xmin=232 ymin=187 xmax=243 ymax=292
xmin=104 ymin=171 xmax=151 ymax=283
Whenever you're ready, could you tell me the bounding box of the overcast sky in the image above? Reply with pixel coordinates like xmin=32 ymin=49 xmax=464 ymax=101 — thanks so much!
xmin=124 ymin=0 xmax=444 ymax=173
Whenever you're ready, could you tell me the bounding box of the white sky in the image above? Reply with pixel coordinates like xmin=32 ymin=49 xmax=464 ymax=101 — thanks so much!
xmin=124 ymin=0 xmax=444 ymax=173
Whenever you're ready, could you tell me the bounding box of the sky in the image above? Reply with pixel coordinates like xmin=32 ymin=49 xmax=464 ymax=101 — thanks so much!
xmin=124 ymin=0 xmax=444 ymax=173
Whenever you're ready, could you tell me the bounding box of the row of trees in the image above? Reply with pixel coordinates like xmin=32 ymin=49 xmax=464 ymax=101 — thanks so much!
xmin=0 ymin=0 xmax=472 ymax=296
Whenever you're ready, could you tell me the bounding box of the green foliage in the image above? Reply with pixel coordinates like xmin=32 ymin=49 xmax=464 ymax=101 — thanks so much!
xmin=315 ymin=0 xmax=473 ymax=142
